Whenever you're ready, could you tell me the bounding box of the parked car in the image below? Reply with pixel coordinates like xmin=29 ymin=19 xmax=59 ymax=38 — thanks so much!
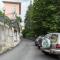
xmin=41 ymin=33 xmax=60 ymax=58
xmin=35 ymin=36 xmax=43 ymax=49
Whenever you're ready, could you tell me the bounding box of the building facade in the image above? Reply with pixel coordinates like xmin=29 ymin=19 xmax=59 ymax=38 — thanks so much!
xmin=3 ymin=1 xmax=21 ymax=19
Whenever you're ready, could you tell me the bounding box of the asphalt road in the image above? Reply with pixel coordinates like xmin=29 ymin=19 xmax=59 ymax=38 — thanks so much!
xmin=0 ymin=38 xmax=58 ymax=60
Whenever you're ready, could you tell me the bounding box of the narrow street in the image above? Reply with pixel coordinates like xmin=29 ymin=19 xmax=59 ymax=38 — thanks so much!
xmin=0 ymin=38 xmax=58 ymax=60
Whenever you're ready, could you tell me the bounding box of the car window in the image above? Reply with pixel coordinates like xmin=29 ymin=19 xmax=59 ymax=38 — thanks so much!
xmin=44 ymin=34 xmax=51 ymax=39
xmin=50 ymin=34 xmax=58 ymax=43
xmin=36 ymin=36 xmax=41 ymax=41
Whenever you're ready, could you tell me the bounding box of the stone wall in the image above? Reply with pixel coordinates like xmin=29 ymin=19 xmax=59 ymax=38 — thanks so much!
xmin=0 ymin=22 xmax=20 ymax=53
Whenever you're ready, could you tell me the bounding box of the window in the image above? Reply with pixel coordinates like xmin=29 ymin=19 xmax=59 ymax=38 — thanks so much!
xmin=44 ymin=34 xmax=51 ymax=39
xmin=51 ymin=34 xmax=58 ymax=43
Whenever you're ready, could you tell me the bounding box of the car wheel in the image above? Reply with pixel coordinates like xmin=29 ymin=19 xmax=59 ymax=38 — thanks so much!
xmin=35 ymin=43 xmax=37 ymax=46
xmin=38 ymin=46 xmax=40 ymax=49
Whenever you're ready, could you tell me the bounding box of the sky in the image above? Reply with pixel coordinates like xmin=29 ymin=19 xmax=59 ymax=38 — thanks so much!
xmin=21 ymin=0 xmax=30 ymax=21
xmin=21 ymin=0 xmax=31 ymax=26
xmin=0 ymin=0 xmax=31 ymax=26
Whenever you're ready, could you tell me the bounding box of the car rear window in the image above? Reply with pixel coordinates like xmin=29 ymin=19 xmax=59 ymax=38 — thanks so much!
xmin=51 ymin=34 xmax=58 ymax=43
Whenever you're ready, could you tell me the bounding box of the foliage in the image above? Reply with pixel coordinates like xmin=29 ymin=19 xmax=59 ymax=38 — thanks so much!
xmin=16 ymin=16 xmax=22 ymax=22
xmin=22 ymin=4 xmax=35 ymax=37
xmin=25 ymin=4 xmax=33 ymax=30
xmin=22 ymin=29 xmax=35 ymax=38
xmin=0 ymin=10 xmax=11 ymax=26
xmin=23 ymin=0 xmax=60 ymax=38
xmin=4 ymin=16 xmax=11 ymax=25
xmin=32 ymin=0 xmax=60 ymax=36
xmin=0 ymin=10 xmax=22 ymax=33
xmin=0 ymin=11 xmax=4 ymax=16
xmin=15 ymin=16 xmax=22 ymax=32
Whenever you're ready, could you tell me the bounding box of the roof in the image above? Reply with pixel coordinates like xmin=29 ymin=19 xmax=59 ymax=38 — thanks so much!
xmin=3 ymin=1 xmax=21 ymax=4
xmin=47 ymin=33 xmax=60 ymax=35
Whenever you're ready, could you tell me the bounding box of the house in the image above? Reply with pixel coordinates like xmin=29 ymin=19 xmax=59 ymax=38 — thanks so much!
xmin=3 ymin=0 xmax=21 ymax=19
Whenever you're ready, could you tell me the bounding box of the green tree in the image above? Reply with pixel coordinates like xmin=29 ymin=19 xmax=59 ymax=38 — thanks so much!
xmin=16 ymin=16 xmax=22 ymax=32
xmin=16 ymin=16 xmax=22 ymax=22
xmin=0 ymin=10 xmax=11 ymax=26
xmin=0 ymin=11 xmax=4 ymax=16
xmin=23 ymin=0 xmax=60 ymax=38
xmin=23 ymin=4 xmax=35 ymax=37
xmin=32 ymin=0 xmax=60 ymax=36
xmin=25 ymin=4 xmax=33 ymax=30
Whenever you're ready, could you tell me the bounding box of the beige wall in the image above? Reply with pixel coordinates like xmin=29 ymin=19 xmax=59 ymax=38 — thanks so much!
xmin=3 ymin=2 xmax=21 ymax=19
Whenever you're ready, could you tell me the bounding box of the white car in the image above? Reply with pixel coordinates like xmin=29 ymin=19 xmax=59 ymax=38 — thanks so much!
xmin=41 ymin=33 xmax=60 ymax=58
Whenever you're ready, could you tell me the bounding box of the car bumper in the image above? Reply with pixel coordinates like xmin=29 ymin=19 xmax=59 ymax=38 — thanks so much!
xmin=50 ymin=49 xmax=60 ymax=55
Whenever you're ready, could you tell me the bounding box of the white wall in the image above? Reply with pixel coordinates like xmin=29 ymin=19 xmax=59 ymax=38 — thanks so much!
xmin=0 ymin=22 xmax=20 ymax=49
